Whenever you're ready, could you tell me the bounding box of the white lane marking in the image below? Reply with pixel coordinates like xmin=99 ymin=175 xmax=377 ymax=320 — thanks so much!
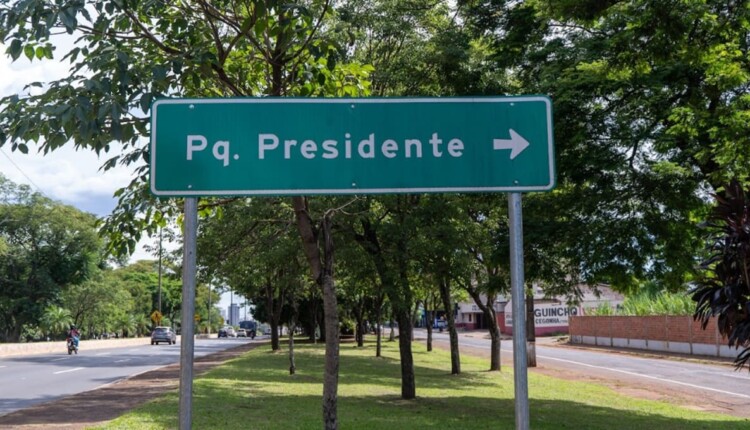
xmin=0 ymin=365 xmax=6 ymax=369
xmin=115 ymin=359 xmax=131 ymax=363
xmin=538 ymin=355 xmax=750 ymax=399
xmin=96 ymin=352 xmax=111 ymax=356
xmin=54 ymin=367 xmax=85 ymax=375
xmin=694 ymin=369 xmax=750 ymax=381
xmin=51 ymin=357 xmax=68 ymax=362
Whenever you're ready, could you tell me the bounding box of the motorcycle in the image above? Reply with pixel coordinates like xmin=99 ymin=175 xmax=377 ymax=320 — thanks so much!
xmin=67 ymin=336 xmax=79 ymax=355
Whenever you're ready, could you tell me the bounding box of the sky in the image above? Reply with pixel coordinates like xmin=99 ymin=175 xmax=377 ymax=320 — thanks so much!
xmin=0 ymin=42 xmax=244 ymax=314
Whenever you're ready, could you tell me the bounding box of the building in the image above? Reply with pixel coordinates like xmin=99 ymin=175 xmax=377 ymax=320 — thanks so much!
xmin=228 ymin=303 xmax=240 ymax=326
xmin=452 ymin=284 xmax=624 ymax=336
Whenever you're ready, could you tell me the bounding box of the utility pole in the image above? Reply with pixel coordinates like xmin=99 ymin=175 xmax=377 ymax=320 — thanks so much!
xmin=158 ymin=227 xmax=163 ymax=316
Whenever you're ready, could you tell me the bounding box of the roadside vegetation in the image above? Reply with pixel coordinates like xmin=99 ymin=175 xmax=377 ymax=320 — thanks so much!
xmin=588 ymin=290 xmax=694 ymax=316
xmin=95 ymin=340 xmax=748 ymax=430
xmin=0 ymin=173 xmax=220 ymax=342
xmin=2 ymin=1 xmax=750 ymax=428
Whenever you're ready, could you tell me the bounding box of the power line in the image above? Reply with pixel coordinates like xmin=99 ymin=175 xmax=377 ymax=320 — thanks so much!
xmin=0 ymin=146 xmax=47 ymax=196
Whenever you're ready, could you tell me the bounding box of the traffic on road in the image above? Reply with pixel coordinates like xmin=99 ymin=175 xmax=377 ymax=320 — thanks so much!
xmin=0 ymin=336 xmax=257 ymax=417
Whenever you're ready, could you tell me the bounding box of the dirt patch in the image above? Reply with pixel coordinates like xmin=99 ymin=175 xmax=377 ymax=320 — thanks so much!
xmin=0 ymin=342 xmax=263 ymax=429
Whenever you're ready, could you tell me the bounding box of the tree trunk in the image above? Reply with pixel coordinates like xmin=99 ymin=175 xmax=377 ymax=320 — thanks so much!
xmin=526 ymin=291 xmax=537 ymax=368
xmin=466 ymin=288 xmax=502 ymax=371
xmin=270 ymin=323 xmax=280 ymax=350
xmin=288 ymin=296 xmax=300 ymax=375
xmin=266 ymin=283 xmax=281 ymax=351
xmin=291 ymin=196 xmax=339 ymax=430
xmin=309 ymin=294 xmax=318 ymax=343
xmin=425 ymin=308 xmax=433 ymax=352
xmin=439 ymin=278 xmax=460 ymax=375
xmin=375 ymin=301 xmax=383 ymax=357
xmin=489 ymin=322 xmax=502 ymax=371
xmin=289 ymin=316 xmax=296 ymax=375
xmin=375 ymin=293 xmax=384 ymax=357
xmin=321 ymin=217 xmax=339 ymax=430
xmin=389 ymin=318 xmax=395 ymax=341
xmin=396 ymin=310 xmax=416 ymax=399
xmin=354 ymin=295 xmax=365 ymax=347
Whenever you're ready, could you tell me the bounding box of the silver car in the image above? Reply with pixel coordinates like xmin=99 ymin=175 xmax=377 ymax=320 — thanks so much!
xmin=151 ymin=327 xmax=177 ymax=345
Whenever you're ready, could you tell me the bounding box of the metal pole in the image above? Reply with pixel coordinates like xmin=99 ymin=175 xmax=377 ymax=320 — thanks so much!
xmin=179 ymin=198 xmax=198 ymax=430
xmin=508 ymin=193 xmax=529 ymax=430
xmin=207 ymin=283 xmax=211 ymax=335
xmin=158 ymin=227 xmax=163 ymax=316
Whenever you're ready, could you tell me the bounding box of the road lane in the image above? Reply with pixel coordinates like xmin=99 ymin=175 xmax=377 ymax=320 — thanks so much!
xmin=423 ymin=330 xmax=750 ymax=406
xmin=0 ymin=337 xmax=256 ymax=416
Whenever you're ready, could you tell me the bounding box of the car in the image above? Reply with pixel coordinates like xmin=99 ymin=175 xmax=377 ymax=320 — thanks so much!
xmin=151 ymin=327 xmax=176 ymax=345
xmin=236 ymin=329 xmax=247 ymax=337
xmin=219 ymin=326 xmax=236 ymax=338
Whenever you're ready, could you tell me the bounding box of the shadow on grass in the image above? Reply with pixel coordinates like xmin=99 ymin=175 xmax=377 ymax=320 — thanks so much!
xmin=102 ymin=391 xmax=749 ymax=430
xmin=93 ymin=341 xmax=749 ymax=429
xmin=207 ymin=340 xmax=501 ymax=392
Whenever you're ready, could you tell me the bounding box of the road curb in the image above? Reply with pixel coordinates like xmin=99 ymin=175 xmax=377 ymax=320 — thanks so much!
xmin=0 ymin=337 xmax=152 ymax=358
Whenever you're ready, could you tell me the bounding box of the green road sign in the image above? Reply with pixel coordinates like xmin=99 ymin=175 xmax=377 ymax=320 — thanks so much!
xmin=150 ymin=97 xmax=555 ymax=196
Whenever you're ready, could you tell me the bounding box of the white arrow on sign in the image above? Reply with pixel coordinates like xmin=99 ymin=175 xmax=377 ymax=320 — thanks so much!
xmin=493 ymin=129 xmax=530 ymax=160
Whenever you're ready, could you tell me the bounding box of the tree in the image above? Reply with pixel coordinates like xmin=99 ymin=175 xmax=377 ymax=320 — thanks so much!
xmin=40 ymin=305 xmax=73 ymax=340
xmin=1 ymin=2 xmax=375 ymax=426
xmin=198 ymin=198 xmax=301 ymax=351
xmin=0 ymin=174 xmax=101 ymax=341
xmin=693 ymin=181 xmax=750 ymax=369
xmin=351 ymin=195 xmax=421 ymax=399
xmin=458 ymin=0 xmax=749 ymax=290
xmin=341 ymin=0 xmax=456 ymax=96
xmin=457 ymin=194 xmax=509 ymax=372
xmin=414 ymin=195 xmax=472 ymax=375
xmin=63 ymin=270 xmax=127 ymax=337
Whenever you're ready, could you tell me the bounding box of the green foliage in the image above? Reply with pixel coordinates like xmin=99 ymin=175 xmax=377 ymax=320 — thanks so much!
xmin=0 ymin=0 xmax=375 ymax=257
xmin=586 ymin=291 xmax=694 ymax=316
xmin=587 ymin=302 xmax=617 ymax=316
xmin=588 ymin=291 xmax=693 ymax=316
xmin=455 ymin=0 xmax=750 ymax=290
xmin=620 ymin=293 xmax=694 ymax=316
xmin=0 ymin=174 xmax=101 ymax=341
xmin=40 ymin=305 xmax=73 ymax=339
xmin=693 ymin=181 xmax=750 ymax=369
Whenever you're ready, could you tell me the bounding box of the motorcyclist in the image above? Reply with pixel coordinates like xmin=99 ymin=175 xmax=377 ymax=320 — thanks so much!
xmin=67 ymin=324 xmax=80 ymax=348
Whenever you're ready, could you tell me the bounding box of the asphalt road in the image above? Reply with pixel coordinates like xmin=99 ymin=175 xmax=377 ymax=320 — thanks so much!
xmin=424 ymin=330 xmax=750 ymax=413
xmin=0 ymin=337 xmax=255 ymax=417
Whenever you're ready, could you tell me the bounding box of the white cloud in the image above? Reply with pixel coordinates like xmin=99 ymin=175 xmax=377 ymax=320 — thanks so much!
xmin=0 ymin=135 xmax=140 ymax=218
xmin=0 ymin=40 xmax=152 ymax=263
xmin=0 ymin=35 xmax=77 ymax=97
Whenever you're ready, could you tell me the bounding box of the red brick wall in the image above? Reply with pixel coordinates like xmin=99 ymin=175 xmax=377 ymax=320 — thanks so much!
xmin=644 ymin=316 xmax=668 ymax=341
xmin=666 ymin=316 xmax=690 ymax=342
xmin=569 ymin=315 xmax=728 ymax=344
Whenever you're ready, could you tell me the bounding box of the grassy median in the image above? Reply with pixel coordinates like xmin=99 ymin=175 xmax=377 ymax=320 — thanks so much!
xmin=96 ymin=339 xmax=749 ymax=429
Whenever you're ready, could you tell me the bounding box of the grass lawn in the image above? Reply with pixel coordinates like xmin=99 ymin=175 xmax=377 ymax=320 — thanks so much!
xmin=95 ymin=339 xmax=749 ymax=429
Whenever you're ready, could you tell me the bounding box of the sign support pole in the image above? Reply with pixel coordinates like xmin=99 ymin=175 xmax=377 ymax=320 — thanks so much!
xmin=179 ymin=197 xmax=198 ymax=430
xmin=508 ymin=192 xmax=529 ymax=430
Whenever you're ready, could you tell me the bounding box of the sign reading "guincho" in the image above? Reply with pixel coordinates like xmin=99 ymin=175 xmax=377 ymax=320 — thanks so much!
xmin=505 ymin=303 xmax=581 ymax=328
